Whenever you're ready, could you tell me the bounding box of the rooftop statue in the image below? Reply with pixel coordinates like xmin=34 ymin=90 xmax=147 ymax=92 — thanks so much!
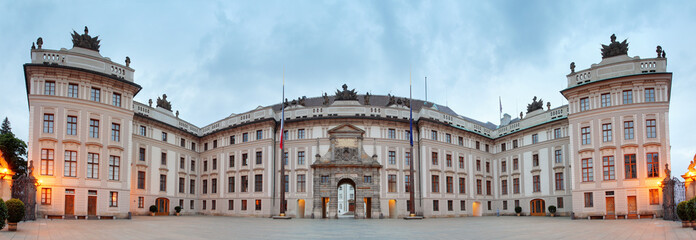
xmin=570 ymin=62 xmax=575 ymax=73
xmin=71 ymin=26 xmax=101 ymax=52
xmin=36 ymin=37 xmax=43 ymax=49
xmin=600 ymin=34 xmax=628 ymax=59
xmin=335 ymin=84 xmax=357 ymax=100
xmin=156 ymin=94 xmax=172 ymax=111
xmin=526 ymin=96 xmax=544 ymax=113
xmin=656 ymin=46 xmax=663 ymax=58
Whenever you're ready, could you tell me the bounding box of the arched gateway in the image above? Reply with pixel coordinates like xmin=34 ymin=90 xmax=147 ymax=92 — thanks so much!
xmin=311 ymin=124 xmax=382 ymax=219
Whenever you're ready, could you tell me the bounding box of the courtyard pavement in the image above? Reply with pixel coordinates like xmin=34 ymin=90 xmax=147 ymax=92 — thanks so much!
xmin=1 ymin=216 xmax=695 ymax=240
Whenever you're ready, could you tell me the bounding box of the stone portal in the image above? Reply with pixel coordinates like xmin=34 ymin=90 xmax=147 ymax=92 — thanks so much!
xmin=311 ymin=124 xmax=382 ymax=219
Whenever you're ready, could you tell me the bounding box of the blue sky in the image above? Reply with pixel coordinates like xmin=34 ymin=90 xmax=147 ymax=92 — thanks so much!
xmin=1 ymin=0 xmax=694 ymax=178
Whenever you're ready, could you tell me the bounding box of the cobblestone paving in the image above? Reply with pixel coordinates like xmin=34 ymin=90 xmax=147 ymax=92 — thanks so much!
xmin=1 ymin=216 xmax=696 ymax=240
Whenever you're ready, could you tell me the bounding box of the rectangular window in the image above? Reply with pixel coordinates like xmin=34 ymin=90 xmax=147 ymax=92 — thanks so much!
xmin=501 ymin=179 xmax=508 ymax=195
xmin=501 ymin=143 xmax=506 ymax=152
xmin=432 ymin=152 xmax=438 ymax=165
xmin=44 ymin=81 xmax=55 ymax=95
xmin=431 ymin=175 xmax=439 ymax=193
xmin=90 ymin=87 xmax=101 ymax=102
xmin=179 ymin=177 xmax=185 ymax=193
xmin=213 ymin=200 xmax=217 ymax=210
xmin=68 ymin=83 xmax=79 ymax=98
xmin=557 ymin=197 xmax=564 ymax=208
xmin=228 ymin=177 xmax=235 ymax=193
xmin=533 ymin=175 xmax=540 ymax=192
xmin=203 ymin=160 xmax=208 ymax=172
xmin=191 ymin=160 xmax=196 ymax=171
xmin=190 ymin=179 xmax=196 ymax=194
xmin=212 ymin=178 xmax=217 ymax=194
xmin=622 ymin=90 xmax=633 ymax=104
xmin=229 ymin=200 xmax=234 ymax=210
xmin=603 ymin=156 xmax=615 ymax=180
xmin=649 ymin=189 xmax=660 ymax=205
xmin=532 ymin=154 xmax=539 ymax=167
xmin=446 ymin=154 xmax=452 ymax=167
xmin=283 ymin=175 xmax=289 ymax=192
xmin=230 ymin=135 xmax=235 ymax=144
xmin=203 ymin=200 xmax=206 ymax=210
xmin=229 ymin=155 xmax=235 ymax=168
xmin=298 ymin=151 xmax=305 ymax=165
xmin=458 ymin=156 xmax=464 ymax=168
xmin=601 ymin=93 xmax=611 ymax=107
xmin=554 ymin=128 xmax=562 ymax=139
xmin=645 ymin=88 xmax=655 ymax=102
xmin=363 ymin=176 xmax=371 ymax=184
xmin=448 ymin=200 xmax=453 ymax=211
xmin=41 ymin=188 xmax=52 ymax=205
xmin=160 ymin=174 xmax=167 ymax=191
xmin=162 ymin=152 xmax=167 ymax=166
xmin=203 ymin=180 xmax=208 ymax=194
xmin=476 ymin=179 xmax=482 ymax=195
xmin=459 ymin=177 xmax=466 ymax=194
xmin=602 ymin=123 xmax=612 ymax=142
xmin=513 ymin=178 xmax=520 ymax=194
xmin=485 ymin=144 xmax=489 ymax=152
xmin=283 ymin=152 xmax=288 ymax=165
xmin=388 ymin=128 xmax=396 ymax=139
xmin=405 ymin=175 xmax=411 ymax=193
xmin=242 ymin=153 xmax=248 ymax=166
xmin=513 ymin=139 xmax=518 ymax=148
xmin=503 ymin=201 xmax=508 ymax=210
xmin=446 ymin=134 xmax=452 ymax=143
xmin=241 ymin=200 xmax=247 ymax=211
xmin=579 ymin=97 xmax=589 ymax=111
xmin=501 ymin=161 xmax=507 ymax=172
xmin=555 ymin=172 xmax=564 ymax=190
xmin=446 ymin=176 xmax=453 ymax=193
xmin=581 ymin=127 xmax=591 ymax=145
xmin=513 ymin=158 xmax=519 ymax=170
xmin=255 ymin=174 xmax=263 ymax=192
xmin=647 ymin=153 xmax=659 ymax=178
xmin=486 ymin=161 xmax=490 ymax=173
xmin=180 ymin=157 xmax=185 ymax=169
xmin=646 ymin=119 xmax=657 ymax=138
xmin=43 ymin=114 xmax=54 ymax=133
xmin=297 ymin=174 xmax=306 ymax=192
xmin=532 ymin=134 xmax=538 ymax=144
xmin=89 ymin=119 xmax=99 ymax=138
xmin=624 ymin=121 xmax=634 ymax=140
xmin=298 ymin=129 xmax=305 ymax=139
xmin=67 ymin=116 xmax=77 ymax=135
xmin=581 ymin=158 xmax=593 ymax=182
xmin=584 ymin=192 xmax=593 ymax=207
xmin=112 ymin=93 xmax=121 ymax=107
xmin=190 ymin=200 xmax=194 ymax=210
xmin=64 ymin=150 xmax=77 ymax=177
xmin=458 ymin=137 xmax=464 ymax=146
xmin=256 ymin=130 xmax=263 ymax=140
xmin=241 ymin=176 xmax=248 ymax=192
xmin=139 ymin=125 xmax=146 ymax=136
xmin=139 ymin=197 xmax=144 ymax=208
xmin=625 ymin=154 xmax=637 ymax=179
xmin=137 ymin=171 xmax=145 ymax=189
xmin=191 ymin=143 xmax=196 ymax=151
xmin=111 ymin=123 xmax=120 ymax=142
xmin=486 ymin=180 xmax=491 ymax=195
xmin=476 ymin=141 xmax=480 ymax=150
xmin=555 ymin=150 xmax=562 ymax=163
xmin=433 ymin=200 xmax=439 ymax=212
xmin=460 ymin=200 xmax=466 ymax=211
xmin=388 ymin=151 xmax=396 ymax=165
xmin=40 ymin=149 xmax=54 ymax=176
xmin=406 ymin=152 xmax=411 ymax=166
xmin=162 ymin=132 xmax=168 ymax=142
xmin=243 ymin=133 xmax=248 ymax=142
xmin=109 ymin=192 xmax=118 ymax=207
xmin=388 ymin=174 xmax=397 ymax=192
xmin=255 ymin=200 xmax=262 ymax=211
xmin=108 ymin=156 xmax=120 ymax=181
xmin=87 ymin=153 xmax=99 ymax=178
xmin=255 ymin=151 xmax=262 ymax=165
xmin=431 ymin=130 xmax=437 ymax=140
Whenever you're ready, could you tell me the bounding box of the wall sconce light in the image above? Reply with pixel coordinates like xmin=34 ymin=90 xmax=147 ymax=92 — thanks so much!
xmin=0 ymin=168 xmax=8 ymax=180
xmin=35 ymin=179 xmax=43 ymax=187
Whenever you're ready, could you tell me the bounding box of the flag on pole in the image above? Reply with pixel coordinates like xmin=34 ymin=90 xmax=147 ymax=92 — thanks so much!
xmin=499 ymin=96 xmax=502 ymax=114
xmin=409 ymin=71 xmax=414 ymax=147
xmin=280 ymin=69 xmax=285 ymax=149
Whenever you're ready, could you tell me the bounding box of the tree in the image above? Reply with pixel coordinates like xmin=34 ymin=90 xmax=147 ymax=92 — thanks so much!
xmin=0 ymin=117 xmax=10 ymax=135
xmin=0 ymin=118 xmax=27 ymax=176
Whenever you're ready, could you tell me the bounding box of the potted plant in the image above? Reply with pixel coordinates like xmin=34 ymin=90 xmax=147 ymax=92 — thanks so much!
xmin=174 ymin=206 xmax=182 ymax=216
xmin=0 ymin=198 xmax=7 ymax=230
xmin=678 ymin=201 xmax=689 ymax=227
xmin=6 ymin=198 xmax=25 ymax=231
xmin=687 ymin=199 xmax=696 ymax=227
xmin=548 ymin=205 xmax=557 ymax=217
xmin=149 ymin=205 xmax=158 ymax=216
xmin=515 ymin=206 xmax=522 ymax=216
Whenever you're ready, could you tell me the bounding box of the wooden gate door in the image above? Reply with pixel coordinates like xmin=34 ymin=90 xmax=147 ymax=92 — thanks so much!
xmin=627 ymin=196 xmax=637 ymax=218
xmin=156 ymin=198 xmax=170 ymax=215
xmin=65 ymin=195 xmax=75 ymax=216
xmin=530 ymin=199 xmax=546 ymax=216
xmin=605 ymin=197 xmax=615 ymax=219
xmin=322 ymin=197 xmax=328 ymax=218
xmin=365 ymin=197 xmax=372 ymax=218
xmin=87 ymin=196 xmax=97 ymax=216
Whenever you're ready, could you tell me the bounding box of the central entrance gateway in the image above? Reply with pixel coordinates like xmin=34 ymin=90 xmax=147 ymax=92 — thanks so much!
xmin=312 ymin=123 xmax=382 ymax=219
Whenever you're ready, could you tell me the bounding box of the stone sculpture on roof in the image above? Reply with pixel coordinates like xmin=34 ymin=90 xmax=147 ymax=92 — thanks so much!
xmin=71 ymin=26 xmax=101 ymax=51
xmin=526 ymin=96 xmax=544 ymax=113
xmin=335 ymin=84 xmax=357 ymax=100
xmin=156 ymin=94 xmax=172 ymax=111
xmin=600 ymin=34 xmax=628 ymax=59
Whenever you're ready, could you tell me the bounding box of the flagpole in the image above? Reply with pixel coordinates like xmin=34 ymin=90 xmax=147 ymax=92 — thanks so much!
xmin=409 ymin=69 xmax=416 ymax=217
xmin=280 ymin=67 xmax=286 ymax=216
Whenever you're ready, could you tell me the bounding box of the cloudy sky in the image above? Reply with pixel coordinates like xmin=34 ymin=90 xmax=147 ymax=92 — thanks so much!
xmin=1 ymin=1 xmax=694 ymax=178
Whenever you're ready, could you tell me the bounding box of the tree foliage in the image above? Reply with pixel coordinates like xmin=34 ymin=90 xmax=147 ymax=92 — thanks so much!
xmin=0 ymin=118 xmax=27 ymax=176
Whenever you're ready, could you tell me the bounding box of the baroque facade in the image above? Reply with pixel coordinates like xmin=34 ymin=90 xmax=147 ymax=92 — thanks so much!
xmin=24 ymin=30 xmax=671 ymax=219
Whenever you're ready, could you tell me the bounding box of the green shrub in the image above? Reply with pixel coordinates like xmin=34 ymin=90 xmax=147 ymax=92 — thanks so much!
xmin=6 ymin=198 xmax=25 ymax=223
xmin=688 ymin=199 xmax=696 ymax=221
xmin=548 ymin=205 xmax=557 ymax=214
xmin=149 ymin=205 xmax=158 ymax=213
xmin=677 ymin=201 xmax=689 ymax=221
xmin=0 ymin=198 xmax=7 ymax=229
xmin=515 ymin=206 xmax=522 ymax=214
xmin=174 ymin=206 xmax=182 ymax=213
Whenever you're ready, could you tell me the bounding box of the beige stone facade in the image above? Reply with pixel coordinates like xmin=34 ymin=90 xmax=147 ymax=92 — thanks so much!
xmin=23 ymin=32 xmax=671 ymax=219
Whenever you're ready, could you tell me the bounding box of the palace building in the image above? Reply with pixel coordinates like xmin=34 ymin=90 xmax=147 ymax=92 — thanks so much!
xmin=23 ymin=29 xmax=671 ymax=219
